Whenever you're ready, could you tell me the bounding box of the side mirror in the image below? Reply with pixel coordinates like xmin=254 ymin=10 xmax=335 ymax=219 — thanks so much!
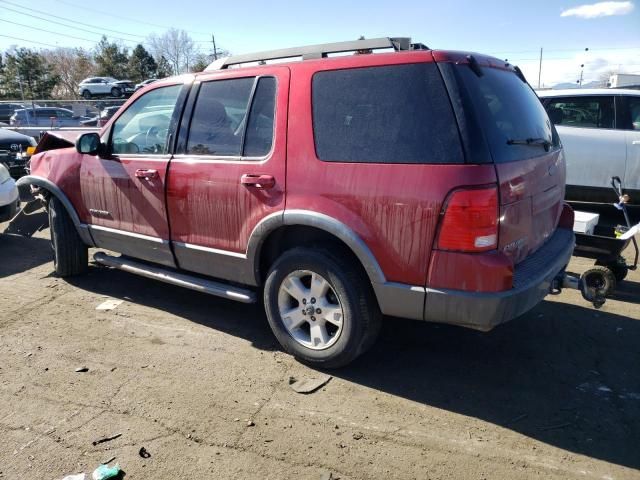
xmin=76 ymin=132 xmax=101 ymax=155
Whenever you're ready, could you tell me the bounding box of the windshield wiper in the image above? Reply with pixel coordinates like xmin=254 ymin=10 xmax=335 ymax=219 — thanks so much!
xmin=506 ymin=137 xmax=552 ymax=150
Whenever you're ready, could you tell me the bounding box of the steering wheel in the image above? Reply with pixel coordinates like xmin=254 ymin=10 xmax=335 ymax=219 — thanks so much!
xmin=144 ymin=126 xmax=160 ymax=152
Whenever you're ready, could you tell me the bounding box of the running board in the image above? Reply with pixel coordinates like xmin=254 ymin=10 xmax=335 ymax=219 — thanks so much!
xmin=93 ymin=252 xmax=256 ymax=303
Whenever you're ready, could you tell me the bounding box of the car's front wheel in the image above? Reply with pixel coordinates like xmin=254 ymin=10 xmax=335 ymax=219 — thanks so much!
xmin=264 ymin=247 xmax=381 ymax=368
xmin=49 ymin=196 xmax=88 ymax=277
xmin=110 ymin=87 xmax=122 ymax=97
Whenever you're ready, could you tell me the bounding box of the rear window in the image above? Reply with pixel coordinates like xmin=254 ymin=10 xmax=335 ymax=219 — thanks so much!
xmin=312 ymin=63 xmax=463 ymax=164
xmin=455 ymin=65 xmax=559 ymax=163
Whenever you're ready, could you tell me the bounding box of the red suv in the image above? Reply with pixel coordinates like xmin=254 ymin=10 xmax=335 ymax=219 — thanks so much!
xmin=20 ymin=37 xmax=575 ymax=368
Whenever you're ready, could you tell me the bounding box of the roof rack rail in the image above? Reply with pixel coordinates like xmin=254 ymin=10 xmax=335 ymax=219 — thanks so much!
xmin=205 ymin=37 xmax=428 ymax=71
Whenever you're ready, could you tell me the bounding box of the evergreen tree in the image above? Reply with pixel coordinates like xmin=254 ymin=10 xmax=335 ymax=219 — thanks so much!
xmin=128 ymin=44 xmax=157 ymax=82
xmin=0 ymin=48 xmax=59 ymax=99
xmin=156 ymin=55 xmax=172 ymax=78
xmin=94 ymin=36 xmax=129 ymax=79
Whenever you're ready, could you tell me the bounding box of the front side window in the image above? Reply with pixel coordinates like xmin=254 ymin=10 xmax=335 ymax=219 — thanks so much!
xmin=312 ymin=64 xmax=462 ymax=164
xmin=545 ymin=96 xmax=615 ymax=129
xmin=111 ymin=84 xmax=181 ymax=155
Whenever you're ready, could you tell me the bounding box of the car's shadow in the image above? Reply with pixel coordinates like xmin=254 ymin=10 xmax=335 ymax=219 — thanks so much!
xmin=63 ymin=263 xmax=640 ymax=470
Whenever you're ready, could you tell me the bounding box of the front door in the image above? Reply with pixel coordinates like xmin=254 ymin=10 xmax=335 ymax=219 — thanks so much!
xmin=80 ymin=82 xmax=188 ymax=267
xmin=167 ymin=67 xmax=289 ymax=284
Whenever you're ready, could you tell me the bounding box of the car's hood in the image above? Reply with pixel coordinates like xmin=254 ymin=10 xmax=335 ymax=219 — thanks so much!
xmin=0 ymin=127 xmax=36 ymax=144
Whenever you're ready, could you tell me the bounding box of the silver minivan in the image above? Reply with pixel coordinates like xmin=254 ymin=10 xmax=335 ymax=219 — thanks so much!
xmin=539 ymin=88 xmax=640 ymax=203
xmin=9 ymin=107 xmax=90 ymax=127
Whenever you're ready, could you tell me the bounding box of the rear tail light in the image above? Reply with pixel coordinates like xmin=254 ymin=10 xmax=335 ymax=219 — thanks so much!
xmin=437 ymin=186 xmax=499 ymax=252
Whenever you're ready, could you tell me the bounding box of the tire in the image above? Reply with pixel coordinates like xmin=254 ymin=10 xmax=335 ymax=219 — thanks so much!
xmin=110 ymin=87 xmax=122 ymax=98
xmin=48 ymin=196 xmax=88 ymax=277
xmin=82 ymin=89 xmax=92 ymax=99
xmin=596 ymin=258 xmax=628 ymax=282
xmin=581 ymin=266 xmax=616 ymax=298
xmin=263 ymin=247 xmax=382 ymax=369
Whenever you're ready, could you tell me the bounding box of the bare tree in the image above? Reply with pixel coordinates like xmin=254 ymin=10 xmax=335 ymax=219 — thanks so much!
xmin=42 ymin=48 xmax=96 ymax=98
xmin=148 ymin=29 xmax=197 ymax=75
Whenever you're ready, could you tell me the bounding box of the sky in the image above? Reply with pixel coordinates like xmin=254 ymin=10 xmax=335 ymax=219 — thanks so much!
xmin=0 ymin=0 xmax=639 ymax=87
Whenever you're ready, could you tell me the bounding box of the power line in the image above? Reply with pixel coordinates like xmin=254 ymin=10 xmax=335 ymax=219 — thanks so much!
xmin=0 ymin=18 xmax=101 ymax=44
xmin=0 ymin=34 xmax=64 ymax=49
xmin=55 ymin=0 xmax=211 ymax=38
xmin=0 ymin=0 xmax=146 ymax=41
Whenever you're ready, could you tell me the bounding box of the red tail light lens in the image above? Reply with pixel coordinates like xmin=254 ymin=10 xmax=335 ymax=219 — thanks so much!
xmin=437 ymin=186 xmax=499 ymax=252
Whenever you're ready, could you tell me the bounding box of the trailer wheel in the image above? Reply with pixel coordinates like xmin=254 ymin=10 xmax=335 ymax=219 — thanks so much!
xmin=596 ymin=257 xmax=628 ymax=282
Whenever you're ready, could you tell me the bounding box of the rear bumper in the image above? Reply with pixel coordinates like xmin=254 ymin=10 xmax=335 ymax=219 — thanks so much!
xmin=423 ymin=228 xmax=575 ymax=331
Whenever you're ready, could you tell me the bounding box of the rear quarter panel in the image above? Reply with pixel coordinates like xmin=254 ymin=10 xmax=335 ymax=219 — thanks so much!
xmin=286 ymin=54 xmax=497 ymax=286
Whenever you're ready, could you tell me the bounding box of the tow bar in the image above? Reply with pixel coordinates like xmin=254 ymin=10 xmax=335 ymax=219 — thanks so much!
xmin=550 ymin=271 xmax=607 ymax=309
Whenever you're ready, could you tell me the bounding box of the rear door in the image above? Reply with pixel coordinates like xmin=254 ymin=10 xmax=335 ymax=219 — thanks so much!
xmin=453 ymin=64 xmax=565 ymax=264
xmin=79 ymin=81 xmax=188 ymax=266
xmin=618 ymin=94 xmax=640 ymax=194
xmin=167 ymin=67 xmax=288 ymax=284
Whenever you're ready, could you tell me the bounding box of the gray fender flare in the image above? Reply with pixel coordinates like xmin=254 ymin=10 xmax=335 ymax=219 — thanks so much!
xmin=246 ymin=209 xmax=425 ymax=321
xmin=16 ymin=175 xmax=95 ymax=246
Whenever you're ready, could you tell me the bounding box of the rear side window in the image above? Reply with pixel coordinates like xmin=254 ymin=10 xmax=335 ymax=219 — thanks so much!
xmin=187 ymin=78 xmax=254 ymax=156
xmin=617 ymin=96 xmax=640 ymax=131
xmin=455 ymin=66 xmax=559 ymax=163
xmin=312 ymin=63 xmax=463 ymax=164
xmin=545 ymin=96 xmax=615 ymax=129
xmin=187 ymin=76 xmax=276 ymax=157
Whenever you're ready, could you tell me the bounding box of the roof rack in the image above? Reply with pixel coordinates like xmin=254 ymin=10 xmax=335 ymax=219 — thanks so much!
xmin=205 ymin=37 xmax=428 ymax=71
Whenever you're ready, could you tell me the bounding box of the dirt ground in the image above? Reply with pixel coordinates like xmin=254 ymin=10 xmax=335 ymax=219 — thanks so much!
xmin=1 ymin=220 xmax=639 ymax=480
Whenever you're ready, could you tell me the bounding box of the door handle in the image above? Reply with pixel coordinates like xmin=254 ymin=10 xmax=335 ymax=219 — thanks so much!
xmin=240 ymin=174 xmax=275 ymax=189
xmin=135 ymin=168 xmax=158 ymax=179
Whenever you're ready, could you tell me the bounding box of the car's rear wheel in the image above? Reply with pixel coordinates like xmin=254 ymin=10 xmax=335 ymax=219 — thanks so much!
xmin=81 ymin=90 xmax=92 ymax=99
xmin=110 ymin=87 xmax=122 ymax=98
xmin=263 ymin=247 xmax=381 ymax=368
xmin=49 ymin=196 xmax=88 ymax=277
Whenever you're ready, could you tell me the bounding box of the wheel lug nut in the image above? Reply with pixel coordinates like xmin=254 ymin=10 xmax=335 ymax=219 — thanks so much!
xmin=310 ymin=298 xmax=316 ymax=304
xmin=311 ymin=316 xmax=316 ymax=321
xmin=316 ymin=308 xmax=321 ymax=314
xmin=302 ymin=299 xmax=307 ymax=305
xmin=302 ymin=310 xmax=306 ymax=315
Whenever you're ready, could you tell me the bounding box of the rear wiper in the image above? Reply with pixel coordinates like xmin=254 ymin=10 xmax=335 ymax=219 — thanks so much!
xmin=506 ymin=137 xmax=552 ymax=150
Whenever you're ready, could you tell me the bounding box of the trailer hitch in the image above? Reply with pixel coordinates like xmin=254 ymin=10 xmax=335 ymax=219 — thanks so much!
xmin=550 ymin=272 xmax=607 ymax=309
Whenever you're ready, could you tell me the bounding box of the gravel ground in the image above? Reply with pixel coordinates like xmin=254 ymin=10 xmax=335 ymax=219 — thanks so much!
xmin=1 ymin=221 xmax=639 ymax=480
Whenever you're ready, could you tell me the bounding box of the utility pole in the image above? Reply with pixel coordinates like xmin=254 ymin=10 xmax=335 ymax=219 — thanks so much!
xmin=212 ymin=34 xmax=218 ymax=60
xmin=537 ymin=47 xmax=543 ymax=89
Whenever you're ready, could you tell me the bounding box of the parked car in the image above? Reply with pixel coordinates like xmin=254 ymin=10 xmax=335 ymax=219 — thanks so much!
xmin=9 ymin=107 xmax=91 ymax=127
xmin=78 ymin=77 xmax=135 ymax=99
xmin=0 ymin=128 xmax=37 ymax=178
xmin=80 ymin=106 xmax=121 ymax=127
xmin=135 ymin=79 xmax=158 ymax=91
xmin=0 ymin=103 xmax=28 ymax=124
xmin=19 ymin=37 xmax=575 ymax=368
xmin=538 ymin=89 xmax=640 ymax=204
xmin=0 ymin=163 xmax=19 ymax=222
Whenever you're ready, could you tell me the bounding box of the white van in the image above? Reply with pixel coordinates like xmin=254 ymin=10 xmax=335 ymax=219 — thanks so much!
xmin=538 ymin=89 xmax=640 ymax=203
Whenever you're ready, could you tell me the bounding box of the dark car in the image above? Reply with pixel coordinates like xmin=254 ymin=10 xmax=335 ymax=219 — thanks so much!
xmin=80 ymin=106 xmax=121 ymax=127
xmin=0 ymin=103 xmax=28 ymax=124
xmin=0 ymin=128 xmax=37 ymax=178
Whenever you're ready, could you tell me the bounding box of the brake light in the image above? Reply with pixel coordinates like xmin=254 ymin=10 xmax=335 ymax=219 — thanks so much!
xmin=437 ymin=186 xmax=499 ymax=252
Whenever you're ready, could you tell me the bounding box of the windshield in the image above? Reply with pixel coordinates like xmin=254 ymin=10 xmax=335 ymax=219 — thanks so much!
xmin=455 ymin=65 xmax=560 ymax=163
